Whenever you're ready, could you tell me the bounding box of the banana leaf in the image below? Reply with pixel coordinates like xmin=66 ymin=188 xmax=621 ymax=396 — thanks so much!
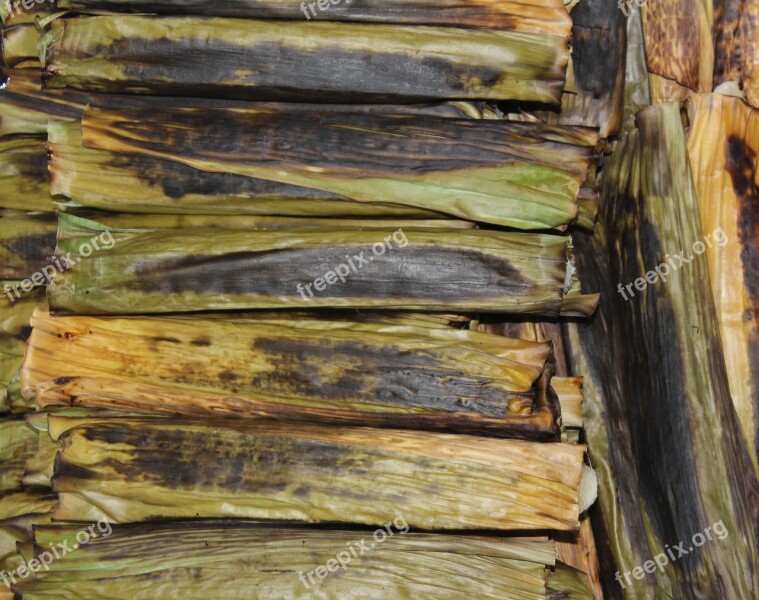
xmin=78 ymin=107 xmax=597 ymax=229
xmin=15 ymin=522 xmax=556 ymax=599
xmin=0 ymin=138 xmax=52 ymax=213
xmin=22 ymin=309 xmax=566 ymax=440
xmin=0 ymin=419 xmax=37 ymax=492
xmin=1 ymin=24 xmax=41 ymax=69
xmin=0 ymin=280 xmax=42 ymax=338
xmin=61 ymin=210 xmax=476 ymax=231
xmin=0 ymin=213 xmax=57 ymax=281
xmin=48 ymin=415 xmax=588 ymax=530
xmin=48 ymin=121 xmax=437 ymax=218
xmin=601 ymin=102 xmax=759 ymax=598
xmin=0 ymin=66 xmax=488 ymax=139
xmin=52 ymin=0 xmax=572 ymax=35
xmin=47 ymin=224 xmax=598 ymax=315
xmin=41 ymin=15 xmax=570 ymax=103
xmin=0 ymin=337 xmax=25 ymax=414
xmin=684 ymin=93 xmax=759 ymax=471
xmin=562 ymin=226 xmax=659 ymax=599
xmin=0 ymin=492 xmax=56 ymax=575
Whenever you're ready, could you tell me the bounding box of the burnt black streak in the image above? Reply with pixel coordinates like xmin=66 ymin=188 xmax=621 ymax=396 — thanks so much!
xmin=106 ymin=152 xmax=346 ymax=201
xmin=86 ymin=34 xmax=533 ymax=103
xmin=75 ymin=424 xmax=427 ymax=496
xmin=131 ymin=246 xmax=534 ymax=302
xmin=100 ymin=106 xmax=586 ymax=175
xmin=602 ymin=134 xmax=707 ymax=586
xmin=565 ymin=228 xmax=653 ymax=598
xmin=725 ymin=135 xmax=759 ymax=456
xmin=251 ymin=337 xmax=523 ymax=417
xmin=570 ymin=0 xmax=625 ymax=97
xmin=711 ymin=0 xmax=743 ymax=88
xmin=0 ymin=231 xmax=56 ymax=278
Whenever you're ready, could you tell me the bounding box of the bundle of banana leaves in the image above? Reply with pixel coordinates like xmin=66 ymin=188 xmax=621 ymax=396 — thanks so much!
xmin=47 ymin=415 xmax=590 ymax=529
xmin=0 ymin=67 xmax=493 ymax=140
xmin=47 ymin=222 xmax=597 ymax=315
xmin=593 ymin=102 xmax=758 ymax=598
xmin=52 ymin=0 xmax=572 ymax=32
xmin=640 ymin=0 xmax=759 ymax=108
xmin=40 ymin=14 xmax=571 ymax=102
xmin=684 ymin=93 xmax=759 ymax=471
xmin=11 ymin=521 xmax=564 ymax=599
xmin=0 ymin=491 xmax=56 ymax=575
xmin=21 ymin=309 xmax=579 ymax=440
xmin=72 ymin=107 xmax=597 ymax=229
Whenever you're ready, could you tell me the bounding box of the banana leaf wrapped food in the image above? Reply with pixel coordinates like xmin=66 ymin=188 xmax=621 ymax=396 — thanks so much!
xmin=13 ymin=521 xmax=558 ymax=600
xmin=46 ymin=223 xmax=598 ymax=315
xmin=22 ymin=309 xmax=570 ymax=440
xmin=41 ymin=15 xmax=571 ymax=103
xmin=47 ymin=415 xmax=590 ymax=530
xmin=64 ymin=107 xmax=598 ymax=228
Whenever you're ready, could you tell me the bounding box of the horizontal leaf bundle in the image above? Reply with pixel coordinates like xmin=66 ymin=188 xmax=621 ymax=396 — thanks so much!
xmin=15 ymin=522 xmax=556 ymax=599
xmin=22 ymin=309 xmax=568 ymax=439
xmin=48 ymin=415 xmax=588 ymax=530
xmin=41 ymin=15 xmax=570 ymax=103
xmin=78 ymin=107 xmax=597 ymax=229
xmin=0 ymin=418 xmax=37 ymax=491
xmin=52 ymin=0 xmax=572 ymax=35
xmin=49 ymin=121 xmax=433 ymax=217
xmin=47 ymin=225 xmax=597 ymax=315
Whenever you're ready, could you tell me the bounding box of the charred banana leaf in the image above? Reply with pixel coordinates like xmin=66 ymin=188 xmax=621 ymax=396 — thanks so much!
xmin=0 ymin=213 xmax=57 ymax=280
xmin=48 ymin=121 xmax=435 ymax=218
xmin=78 ymin=107 xmax=597 ymax=229
xmin=23 ymin=310 xmax=565 ymax=440
xmin=52 ymin=0 xmax=572 ymax=34
xmin=0 ymin=419 xmax=37 ymax=492
xmin=15 ymin=522 xmax=556 ymax=599
xmin=684 ymin=93 xmax=759 ymax=471
xmin=47 ymin=225 xmax=597 ymax=315
xmin=48 ymin=416 xmax=588 ymax=530
xmin=41 ymin=15 xmax=570 ymax=103
xmin=602 ymin=102 xmax=759 ymax=598
xmin=0 ymin=137 xmax=52 ymax=212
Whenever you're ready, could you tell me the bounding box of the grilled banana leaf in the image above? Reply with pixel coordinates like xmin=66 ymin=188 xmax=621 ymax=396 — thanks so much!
xmin=0 ymin=419 xmax=37 ymax=491
xmin=51 ymin=0 xmax=572 ymax=34
xmin=78 ymin=107 xmax=596 ymax=229
xmin=41 ymin=15 xmax=570 ymax=103
xmin=47 ymin=226 xmax=597 ymax=315
xmin=48 ymin=416 xmax=588 ymax=530
xmin=48 ymin=121 xmax=437 ymax=217
xmin=1 ymin=24 xmax=41 ymax=69
xmin=0 ymin=67 xmax=487 ymax=139
xmin=601 ymin=102 xmax=759 ymax=598
xmin=22 ymin=310 xmax=565 ymax=439
xmin=0 ymin=138 xmax=52 ymax=213
xmin=684 ymin=93 xmax=759 ymax=470
xmin=15 ymin=522 xmax=556 ymax=599
xmin=0 ymin=213 xmax=57 ymax=280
